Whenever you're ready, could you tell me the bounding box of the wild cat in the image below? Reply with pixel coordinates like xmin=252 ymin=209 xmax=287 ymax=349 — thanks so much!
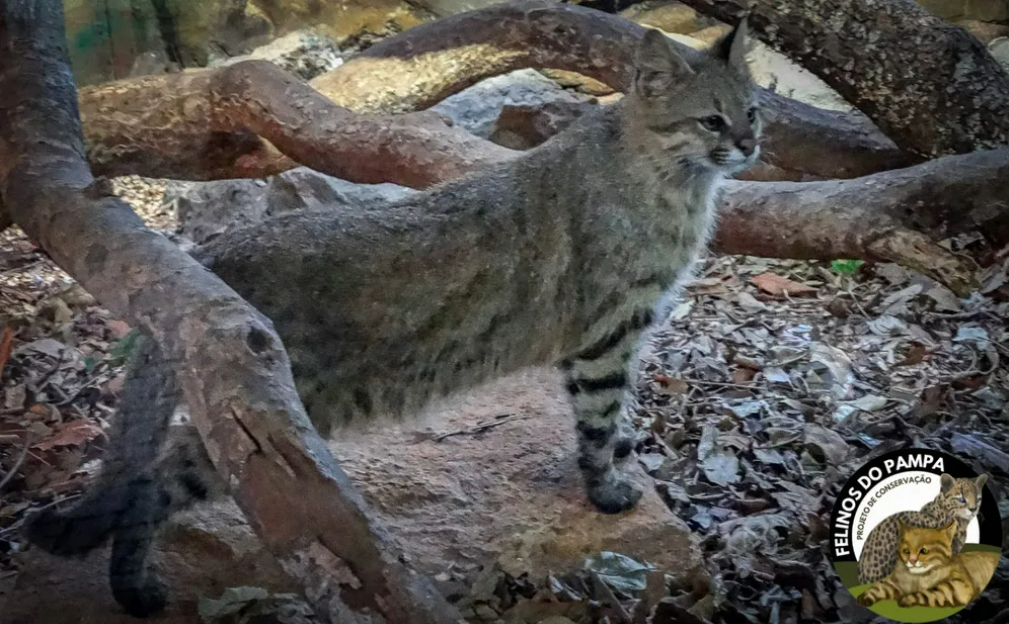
xmin=26 ymin=22 xmax=761 ymax=617
xmin=857 ymin=519 xmax=999 ymax=608
xmin=858 ymin=474 xmax=988 ymax=585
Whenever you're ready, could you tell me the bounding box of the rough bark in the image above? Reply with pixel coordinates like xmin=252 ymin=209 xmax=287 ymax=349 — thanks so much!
xmin=676 ymin=0 xmax=1009 ymax=157
xmin=81 ymin=61 xmax=513 ymax=186
xmin=71 ymin=1 xmax=912 ymax=185
xmin=717 ymin=149 xmax=1009 ymax=295
xmin=0 ymin=2 xmax=460 ymax=623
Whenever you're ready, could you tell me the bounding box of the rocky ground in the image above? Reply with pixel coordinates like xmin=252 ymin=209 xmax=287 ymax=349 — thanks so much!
xmin=2 ymin=4 xmax=1009 ymax=623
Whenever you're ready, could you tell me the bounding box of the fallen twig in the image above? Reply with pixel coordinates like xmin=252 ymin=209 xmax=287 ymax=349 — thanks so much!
xmin=431 ymin=413 xmax=528 ymax=442
xmin=0 ymin=436 xmax=30 ymax=494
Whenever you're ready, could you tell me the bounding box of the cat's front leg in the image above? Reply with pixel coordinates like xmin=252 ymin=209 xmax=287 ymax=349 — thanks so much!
xmin=564 ymin=363 xmax=643 ymax=514
xmin=898 ymin=592 xmax=930 ymax=608
xmin=857 ymin=581 xmax=898 ymax=607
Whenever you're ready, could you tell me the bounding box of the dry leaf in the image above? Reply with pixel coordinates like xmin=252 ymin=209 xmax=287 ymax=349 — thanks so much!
xmin=33 ymin=420 xmax=105 ymax=451
xmin=732 ymin=367 xmax=757 ymax=384
xmin=897 ymin=343 xmax=928 ymax=366
xmin=653 ymin=374 xmax=689 ymax=395
xmin=0 ymin=327 xmax=13 ymax=383
xmin=750 ymin=273 xmax=817 ymax=297
xmin=107 ymin=319 xmax=132 ymax=340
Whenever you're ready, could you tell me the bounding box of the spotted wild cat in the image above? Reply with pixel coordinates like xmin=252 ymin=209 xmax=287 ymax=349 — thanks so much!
xmin=25 ymin=23 xmax=761 ymax=617
xmin=858 ymin=474 xmax=987 ymax=585
xmin=857 ymin=519 xmax=999 ymax=608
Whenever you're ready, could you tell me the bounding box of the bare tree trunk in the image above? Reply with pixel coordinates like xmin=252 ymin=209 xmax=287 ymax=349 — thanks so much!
xmin=0 ymin=2 xmax=460 ymax=623
xmin=677 ymin=0 xmax=1009 ymax=157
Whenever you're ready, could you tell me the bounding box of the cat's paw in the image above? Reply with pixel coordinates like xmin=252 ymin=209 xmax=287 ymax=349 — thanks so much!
xmin=112 ymin=575 xmax=168 ymax=618
xmin=587 ymin=475 xmax=643 ymax=514
xmin=898 ymin=594 xmax=920 ymax=608
xmin=857 ymin=592 xmax=878 ymax=607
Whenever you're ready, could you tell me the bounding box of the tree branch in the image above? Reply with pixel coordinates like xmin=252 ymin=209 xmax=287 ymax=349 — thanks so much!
xmin=676 ymin=0 xmax=1009 ymax=157
xmin=716 ymin=149 xmax=1009 ymax=295
xmin=0 ymin=2 xmax=460 ymax=622
xmin=73 ymin=1 xmax=912 ymax=185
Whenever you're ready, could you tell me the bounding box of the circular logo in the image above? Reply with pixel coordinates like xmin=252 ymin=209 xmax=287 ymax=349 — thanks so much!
xmin=829 ymin=449 xmax=1002 ymax=622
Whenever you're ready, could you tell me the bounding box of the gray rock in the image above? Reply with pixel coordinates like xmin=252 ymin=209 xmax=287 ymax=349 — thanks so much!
xmin=990 ymin=36 xmax=1009 ymax=71
xmin=212 ymin=30 xmax=343 ymax=81
xmin=166 ymin=168 xmax=414 ymax=245
xmin=409 ymin=0 xmax=511 ymax=17
xmin=431 ymin=69 xmax=590 ymax=139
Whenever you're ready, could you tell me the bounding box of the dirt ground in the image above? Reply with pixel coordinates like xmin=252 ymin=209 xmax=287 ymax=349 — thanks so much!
xmin=1 ymin=174 xmax=1008 ymax=623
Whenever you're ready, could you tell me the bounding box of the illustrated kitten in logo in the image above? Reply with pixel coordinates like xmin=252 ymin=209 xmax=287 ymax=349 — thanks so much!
xmin=858 ymin=474 xmax=987 ymax=585
xmin=857 ymin=519 xmax=999 ymax=608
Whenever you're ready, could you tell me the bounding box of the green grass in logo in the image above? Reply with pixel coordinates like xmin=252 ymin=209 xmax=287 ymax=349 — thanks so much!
xmin=847 ymin=584 xmax=965 ymax=622
xmin=834 ymin=545 xmax=1003 ymax=623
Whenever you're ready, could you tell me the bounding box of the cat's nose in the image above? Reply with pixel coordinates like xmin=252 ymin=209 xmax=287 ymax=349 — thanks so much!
xmin=736 ymin=138 xmax=757 ymax=157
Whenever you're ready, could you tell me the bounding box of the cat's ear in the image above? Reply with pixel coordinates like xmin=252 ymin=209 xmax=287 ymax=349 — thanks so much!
xmin=976 ymin=473 xmax=988 ymax=490
xmin=713 ymin=17 xmax=751 ymax=76
xmin=635 ymin=28 xmax=694 ymax=99
xmin=940 ymin=473 xmax=955 ymax=493
xmin=896 ymin=518 xmax=907 ymax=534
xmin=941 ymin=520 xmax=957 ymax=540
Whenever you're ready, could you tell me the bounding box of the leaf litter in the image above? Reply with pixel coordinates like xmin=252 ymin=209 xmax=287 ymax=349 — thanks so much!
xmin=0 ymin=184 xmax=1007 ymax=623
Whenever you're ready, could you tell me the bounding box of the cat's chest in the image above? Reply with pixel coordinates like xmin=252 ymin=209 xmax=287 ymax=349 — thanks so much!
xmin=894 ymin=564 xmax=950 ymax=591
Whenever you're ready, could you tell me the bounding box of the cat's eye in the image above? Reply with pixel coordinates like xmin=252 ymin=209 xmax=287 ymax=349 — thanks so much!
xmin=921 ymin=548 xmax=929 ymax=554
xmin=699 ymin=115 xmax=727 ymax=132
xmin=747 ymin=107 xmax=758 ymax=123
xmin=902 ymin=549 xmax=910 ymax=554
xmin=959 ymin=495 xmax=967 ymax=503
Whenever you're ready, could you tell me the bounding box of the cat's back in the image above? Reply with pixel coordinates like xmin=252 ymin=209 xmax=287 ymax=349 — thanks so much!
xmin=956 ymin=550 xmax=1000 ymax=588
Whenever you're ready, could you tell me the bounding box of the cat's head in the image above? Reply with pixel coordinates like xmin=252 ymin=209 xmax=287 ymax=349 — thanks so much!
xmin=628 ymin=21 xmax=760 ymax=175
xmin=938 ymin=473 xmax=987 ymax=520
xmin=897 ymin=519 xmax=955 ymax=575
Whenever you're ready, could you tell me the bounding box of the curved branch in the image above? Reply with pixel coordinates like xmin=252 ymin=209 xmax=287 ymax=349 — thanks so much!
xmin=715 ymin=149 xmax=1009 ymax=295
xmin=75 ymin=1 xmax=913 ymax=184
xmin=0 ymin=2 xmax=460 ymax=622
xmin=82 ymin=61 xmax=513 ymax=186
xmin=677 ymin=0 xmax=1009 ymax=157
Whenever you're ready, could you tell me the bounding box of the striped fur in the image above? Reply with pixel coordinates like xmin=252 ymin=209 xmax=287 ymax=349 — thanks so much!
xmin=858 ymin=474 xmax=987 ymax=584
xmin=857 ymin=520 xmax=999 ymax=609
xmin=25 ymin=24 xmax=761 ymax=617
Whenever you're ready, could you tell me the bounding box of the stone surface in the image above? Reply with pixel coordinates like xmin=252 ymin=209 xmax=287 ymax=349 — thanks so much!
xmin=490 ymin=101 xmax=595 ymax=150
xmin=990 ymin=36 xmax=1009 ymax=70
xmin=3 ymin=369 xmax=702 ymax=622
xmin=430 ymin=69 xmax=590 ymax=140
xmin=2 ymin=502 xmax=296 ymax=624
xmin=166 ymin=168 xmax=415 ymax=246
xmin=956 ymin=18 xmax=1009 ymax=44
xmin=621 ymin=1 xmax=715 ymax=35
xmin=213 ymin=30 xmax=344 ymax=80
xmin=409 ymin=0 xmax=512 ymax=17
xmin=329 ymin=368 xmax=702 ymax=582
xmin=539 ymin=69 xmax=616 ymax=97
xmin=919 ymin=0 xmax=1009 ymax=21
